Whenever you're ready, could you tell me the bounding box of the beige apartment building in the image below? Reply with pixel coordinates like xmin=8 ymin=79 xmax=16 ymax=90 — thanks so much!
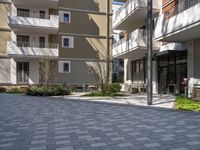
xmin=56 ymin=0 xmax=112 ymax=85
xmin=0 ymin=0 xmax=112 ymax=87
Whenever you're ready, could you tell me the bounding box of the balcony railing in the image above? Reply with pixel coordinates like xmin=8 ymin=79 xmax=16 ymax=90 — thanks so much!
xmin=164 ymin=0 xmax=200 ymax=19
xmin=113 ymin=29 xmax=160 ymax=57
xmin=7 ymin=41 xmax=59 ymax=57
xmin=17 ymin=41 xmax=58 ymax=49
xmin=113 ymin=0 xmax=146 ymax=26
xmin=17 ymin=10 xmax=50 ymax=19
xmin=8 ymin=12 xmax=59 ymax=31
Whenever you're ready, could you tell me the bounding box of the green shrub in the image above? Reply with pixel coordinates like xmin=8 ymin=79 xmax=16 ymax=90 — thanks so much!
xmin=103 ymin=83 xmax=121 ymax=93
xmin=27 ymin=85 xmax=71 ymax=96
xmin=176 ymin=96 xmax=200 ymax=112
xmin=0 ymin=87 xmax=7 ymax=93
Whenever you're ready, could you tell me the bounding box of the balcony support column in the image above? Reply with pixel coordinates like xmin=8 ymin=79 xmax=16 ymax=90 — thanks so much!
xmin=147 ymin=0 xmax=153 ymax=105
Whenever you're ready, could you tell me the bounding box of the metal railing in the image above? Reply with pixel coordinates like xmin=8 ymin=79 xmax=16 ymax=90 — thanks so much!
xmin=113 ymin=37 xmax=127 ymax=48
xmin=17 ymin=10 xmax=49 ymax=19
xmin=164 ymin=0 xmax=200 ymax=19
xmin=17 ymin=41 xmax=58 ymax=49
xmin=113 ymin=29 xmax=147 ymax=48
xmin=113 ymin=0 xmax=145 ymax=24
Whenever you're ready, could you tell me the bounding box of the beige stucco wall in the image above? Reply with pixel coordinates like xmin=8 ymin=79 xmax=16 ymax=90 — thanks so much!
xmin=0 ymin=2 xmax=11 ymax=54
xmin=55 ymin=59 xmax=98 ymax=84
xmin=58 ymin=0 xmax=112 ymax=60
xmin=59 ymin=0 xmax=112 ymax=13
xmin=0 ymin=58 xmax=11 ymax=84
xmin=59 ymin=12 xmax=109 ymax=36
xmin=0 ymin=31 xmax=11 ymax=54
xmin=59 ymin=37 xmax=112 ymax=60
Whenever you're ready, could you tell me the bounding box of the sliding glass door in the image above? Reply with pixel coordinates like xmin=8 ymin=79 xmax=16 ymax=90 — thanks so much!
xmin=17 ymin=62 xmax=29 ymax=84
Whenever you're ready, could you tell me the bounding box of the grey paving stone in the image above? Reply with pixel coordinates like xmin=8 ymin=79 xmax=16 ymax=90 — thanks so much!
xmin=144 ymin=142 xmax=161 ymax=148
xmin=0 ymin=94 xmax=200 ymax=150
xmin=56 ymin=147 xmax=73 ymax=150
xmin=171 ymin=148 xmax=189 ymax=150
xmin=29 ymin=146 xmax=46 ymax=150
xmin=0 ymin=143 xmax=13 ymax=147
xmin=117 ymin=143 xmax=133 ymax=148
xmin=91 ymin=142 xmax=107 ymax=147
xmin=187 ymin=141 xmax=200 ymax=146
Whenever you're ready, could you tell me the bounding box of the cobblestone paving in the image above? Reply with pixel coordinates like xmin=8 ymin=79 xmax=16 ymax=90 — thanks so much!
xmin=0 ymin=94 xmax=200 ymax=150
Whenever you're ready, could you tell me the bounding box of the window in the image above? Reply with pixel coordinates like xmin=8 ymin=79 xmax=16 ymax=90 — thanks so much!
xmin=17 ymin=8 xmax=30 ymax=17
xmin=17 ymin=35 xmax=30 ymax=47
xmin=39 ymin=11 xmax=46 ymax=19
xmin=59 ymin=11 xmax=71 ymax=23
xmin=58 ymin=61 xmax=71 ymax=73
xmin=62 ymin=36 xmax=74 ymax=48
xmin=132 ymin=59 xmax=145 ymax=73
xmin=63 ymin=63 xmax=69 ymax=72
xmin=17 ymin=62 xmax=29 ymax=84
xmin=63 ymin=38 xmax=69 ymax=47
xmin=64 ymin=13 xmax=70 ymax=22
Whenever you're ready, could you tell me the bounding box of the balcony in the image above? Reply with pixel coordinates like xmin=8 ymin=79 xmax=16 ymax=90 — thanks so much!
xmin=113 ymin=29 xmax=160 ymax=58
xmin=160 ymin=43 xmax=187 ymax=52
xmin=7 ymin=41 xmax=58 ymax=58
xmin=113 ymin=0 xmax=160 ymax=31
xmin=11 ymin=0 xmax=58 ymax=8
xmin=8 ymin=11 xmax=59 ymax=34
xmin=155 ymin=0 xmax=200 ymax=42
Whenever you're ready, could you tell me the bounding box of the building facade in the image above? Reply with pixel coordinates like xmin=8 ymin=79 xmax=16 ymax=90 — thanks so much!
xmin=0 ymin=0 xmax=112 ymax=86
xmin=112 ymin=0 xmax=161 ymax=92
xmin=56 ymin=0 xmax=112 ymax=85
xmin=155 ymin=0 xmax=200 ymax=97
xmin=113 ymin=0 xmax=200 ymax=96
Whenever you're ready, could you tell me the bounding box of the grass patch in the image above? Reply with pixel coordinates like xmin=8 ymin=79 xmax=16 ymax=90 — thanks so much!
xmin=175 ymin=96 xmax=200 ymax=112
xmin=83 ymin=92 xmax=125 ymax=97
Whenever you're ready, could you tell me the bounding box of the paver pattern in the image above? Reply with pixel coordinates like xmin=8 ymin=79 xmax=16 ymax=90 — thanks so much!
xmin=0 ymin=94 xmax=200 ymax=150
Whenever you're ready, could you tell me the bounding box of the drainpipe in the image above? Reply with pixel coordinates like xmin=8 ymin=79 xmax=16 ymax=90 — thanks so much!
xmin=147 ymin=0 xmax=153 ymax=105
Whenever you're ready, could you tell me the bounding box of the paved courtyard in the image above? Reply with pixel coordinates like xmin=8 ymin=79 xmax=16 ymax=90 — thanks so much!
xmin=0 ymin=94 xmax=200 ymax=150
xmin=61 ymin=93 xmax=176 ymax=108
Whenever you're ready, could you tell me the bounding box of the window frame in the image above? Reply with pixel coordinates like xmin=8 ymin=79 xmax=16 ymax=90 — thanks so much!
xmin=63 ymin=62 xmax=70 ymax=73
xmin=62 ymin=36 xmax=74 ymax=48
xmin=59 ymin=11 xmax=71 ymax=23
xmin=58 ymin=61 xmax=71 ymax=73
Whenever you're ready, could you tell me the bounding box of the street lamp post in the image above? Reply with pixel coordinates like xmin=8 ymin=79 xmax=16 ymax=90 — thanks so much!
xmin=147 ymin=0 xmax=153 ymax=105
xmin=106 ymin=0 xmax=110 ymax=84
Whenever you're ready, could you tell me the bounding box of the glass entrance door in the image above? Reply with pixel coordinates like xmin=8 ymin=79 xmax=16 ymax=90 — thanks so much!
xmin=17 ymin=62 xmax=29 ymax=84
xmin=176 ymin=63 xmax=187 ymax=94
xmin=158 ymin=67 xmax=168 ymax=94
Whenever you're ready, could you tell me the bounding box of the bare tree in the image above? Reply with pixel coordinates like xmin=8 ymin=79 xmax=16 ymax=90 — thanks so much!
xmin=39 ymin=59 xmax=57 ymax=85
xmin=87 ymin=60 xmax=112 ymax=92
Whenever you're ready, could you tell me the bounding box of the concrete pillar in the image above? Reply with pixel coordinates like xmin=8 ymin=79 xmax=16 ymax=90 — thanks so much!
xmin=10 ymin=58 xmax=17 ymax=84
xmin=122 ymin=59 xmax=132 ymax=91
xmin=187 ymin=40 xmax=200 ymax=98
xmin=152 ymin=60 xmax=158 ymax=94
